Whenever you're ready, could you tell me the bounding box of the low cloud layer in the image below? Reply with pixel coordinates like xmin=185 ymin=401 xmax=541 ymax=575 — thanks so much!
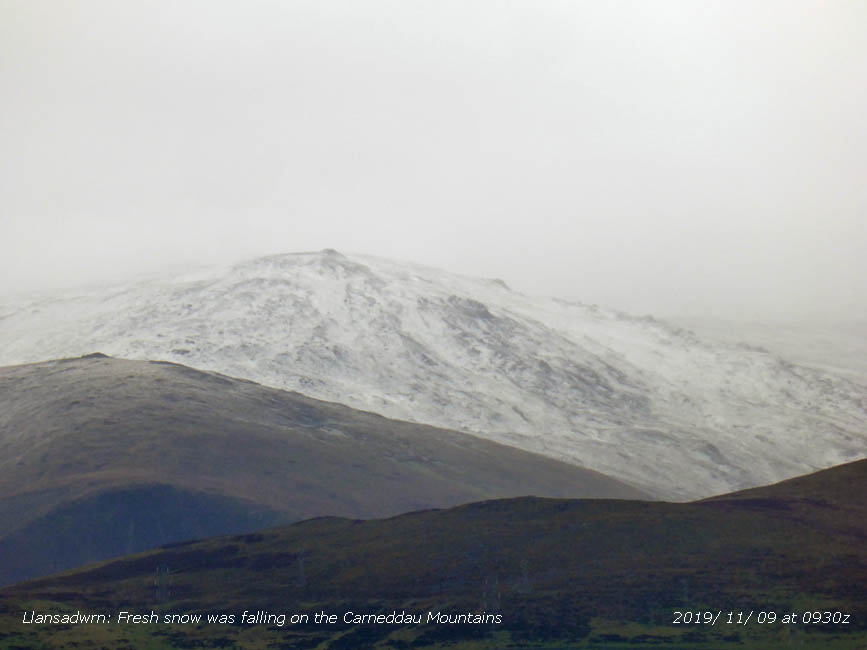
xmin=2 ymin=1 xmax=865 ymax=323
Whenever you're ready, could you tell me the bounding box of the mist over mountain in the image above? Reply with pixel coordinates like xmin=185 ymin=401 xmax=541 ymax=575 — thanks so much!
xmin=672 ymin=316 xmax=867 ymax=388
xmin=1 ymin=250 xmax=864 ymax=499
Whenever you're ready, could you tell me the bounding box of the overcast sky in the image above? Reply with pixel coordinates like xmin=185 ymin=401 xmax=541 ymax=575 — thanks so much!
xmin=1 ymin=0 xmax=865 ymax=323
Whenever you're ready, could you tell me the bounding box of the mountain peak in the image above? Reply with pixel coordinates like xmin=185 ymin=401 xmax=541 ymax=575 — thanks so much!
xmin=1 ymin=251 xmax=864 ymax=500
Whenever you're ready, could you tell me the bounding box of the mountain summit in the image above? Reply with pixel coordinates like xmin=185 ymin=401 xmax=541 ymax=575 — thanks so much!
xmin=1 ymin=250 xmax=864 ymax=499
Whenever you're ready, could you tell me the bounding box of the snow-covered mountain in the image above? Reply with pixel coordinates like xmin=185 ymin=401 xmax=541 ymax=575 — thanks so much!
xmin=1 ymin=249 xmax=864 ymax=499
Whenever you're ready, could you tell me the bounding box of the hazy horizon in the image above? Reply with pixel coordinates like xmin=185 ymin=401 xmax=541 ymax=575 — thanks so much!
xmin=2 ymin=1 xmax=865 ymax=324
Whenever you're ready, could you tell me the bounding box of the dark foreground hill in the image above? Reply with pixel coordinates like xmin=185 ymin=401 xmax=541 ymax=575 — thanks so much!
xmin=0 ymin=354 xmax=649 ymax=586
xmin=1 ymin=460 xmax=864 ymax=649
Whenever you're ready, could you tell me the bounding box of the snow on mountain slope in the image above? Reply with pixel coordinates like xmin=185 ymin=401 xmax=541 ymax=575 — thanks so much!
xmin=1 ymin=249 xmax=864 ymax=499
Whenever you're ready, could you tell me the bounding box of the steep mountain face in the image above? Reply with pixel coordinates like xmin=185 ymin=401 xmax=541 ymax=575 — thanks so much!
xmin=1 ymin=250 xmax=864 ymax=499
xmin=3 ymin=460 xmax=865 ymax=649
xmin=0 ymin=355 xmax=645 ymax=586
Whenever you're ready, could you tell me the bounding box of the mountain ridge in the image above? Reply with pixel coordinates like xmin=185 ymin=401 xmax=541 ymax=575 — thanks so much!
xmin=0 ymin=353 xmax=647 ymax=586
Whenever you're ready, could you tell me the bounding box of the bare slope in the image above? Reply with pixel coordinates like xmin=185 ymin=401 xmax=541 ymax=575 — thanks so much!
xmin=0 ymin=354 xmax=647 ymax=585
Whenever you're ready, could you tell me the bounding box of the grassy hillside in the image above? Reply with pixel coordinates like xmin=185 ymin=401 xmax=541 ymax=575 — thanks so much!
xmin=0 ymin=460 xmax=864 ymax=649
xmin=0 ymin=354 xmax=649 ymax=585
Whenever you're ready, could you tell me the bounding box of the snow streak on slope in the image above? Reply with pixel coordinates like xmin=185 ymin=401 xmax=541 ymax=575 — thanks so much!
xmin=1 ymin=250 xmax=864 ymax=499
